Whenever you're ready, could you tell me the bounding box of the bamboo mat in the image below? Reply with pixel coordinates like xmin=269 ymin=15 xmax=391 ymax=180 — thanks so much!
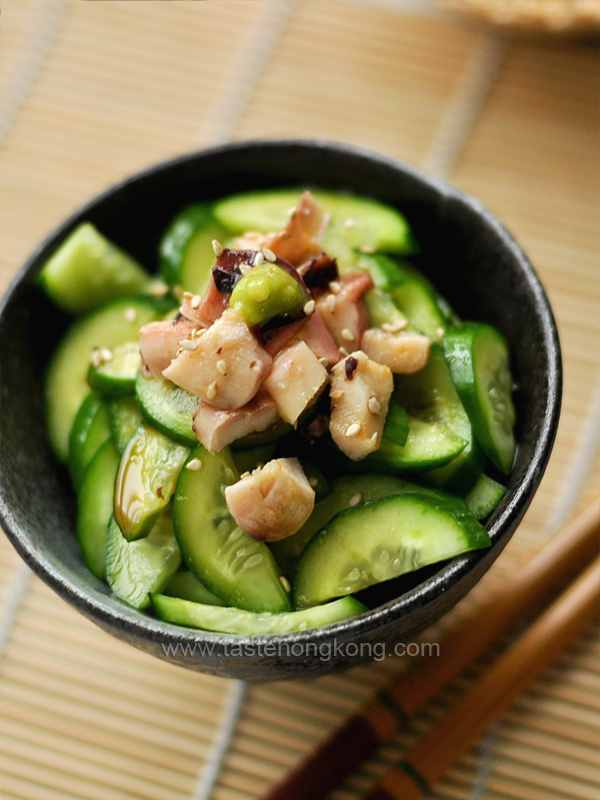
xmin=0 ymin=2 xmax=599 ymax=799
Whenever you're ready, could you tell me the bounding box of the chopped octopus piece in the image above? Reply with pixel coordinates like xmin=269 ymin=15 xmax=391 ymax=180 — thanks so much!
xmin=179 ymin=278 xmax=229 ymax=326
xmin=263 ymin=340 xmax=328 ymax=425
xmin=139 ymin=318 xmax=202 ymax=379
xmin=266 ymin=191 xmax=329 ymax=267
xmin=234 ymin=231 xmax=267 ymax=251
xmin=263 ymin=310 xmax=340 ymax=365
xmin=225 ymin=457 xmax=315 ymax=541
xmin=163 ymin=308 xmax=272 ymax=409
xmin=315 ymin=272 xmax=373 ymax=350
xmin=329 ymin=350 xmax=393 ymax=460
xmin=298 ymin=252 xmax=338 ymax=290
xmin=361 ymin=328 xmax=431 ymax=374
xmin=193 ymin=391 xmax=279 ymax=453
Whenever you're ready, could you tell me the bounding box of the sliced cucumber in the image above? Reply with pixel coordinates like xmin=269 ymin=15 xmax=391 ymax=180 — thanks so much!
xmin=464 ymin=474 xmax=506 ymax=519
xmin=76 ymin=438 xmax=120 ymax=581
xmin=163 ymin=571 xmax=225 ymax=606
xmin=395 ymin=343 xmax=483 ymax=492
xmin=87 ymin=342 xmax=142 ymax=396
xmin=38 ymin=223 xmax=150 ymax=315
xmin=213 ymin=189 xmax=418 ymax=255
xmin=107 ymin=396 xmax=143 ymax=453
xmin=173 ymin=446 xmax=290 ymax=613
xmin=135 ymin=372 xmax=198 ymax=448
xmin=231 ymin=419 xmax=292 ymax=451
xmin=107 ymin=513 xmax=181 ymax=609
xmin=364 ymin=288 xmax=408 ymax=330
xmin=114 ymin=422 xmax=189 ymax=541
xmin=159 ymin=203 xmax=228 ymax=295
xmin=68 ymin=392 xmax=111 ymax=492
xmin=294 ymin=494 xmax=490 ymax=608
xmin=387 ymin=261 xmax=448 ymax=341
xmin=45 ymin=298 xmax=162 ymax=462
xmin=270 ymin=474 xmax=419 ymax=576
xmin=231 ymin=444 xmax=277 ymax=476
xmin=443 ymin=323 xmax=516 ymax=474
xmin=151 ymin=593 xmax=366 ymax=634
xmin=341 ymin=415 xmax=466 ymax=473
xmin=383 ymin=401 xmax=409 ymax=447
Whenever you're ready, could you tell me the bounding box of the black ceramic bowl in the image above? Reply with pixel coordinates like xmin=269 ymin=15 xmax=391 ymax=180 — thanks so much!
xmin=0 ymin=141 xmax=561 ymax=681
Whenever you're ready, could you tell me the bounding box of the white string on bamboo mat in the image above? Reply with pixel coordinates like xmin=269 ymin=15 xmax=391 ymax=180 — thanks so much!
xmin=192 ymin=680 xmax=248 ymax=800
xmin=0 ymin=0 xmax=69 ymax=151
xmin=201 ymin=0 xmax=300 ymax=145
xmin=0 ymin=562 xmax=31 ymax=661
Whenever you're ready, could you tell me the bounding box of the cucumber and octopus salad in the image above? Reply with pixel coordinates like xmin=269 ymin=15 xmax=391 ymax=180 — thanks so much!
xmin=40 ymin=188 xmax=516 ymax=636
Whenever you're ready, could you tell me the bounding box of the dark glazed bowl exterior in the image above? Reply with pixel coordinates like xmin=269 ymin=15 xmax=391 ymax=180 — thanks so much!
xmin=0 ymin=141 xmax=561 ymax=681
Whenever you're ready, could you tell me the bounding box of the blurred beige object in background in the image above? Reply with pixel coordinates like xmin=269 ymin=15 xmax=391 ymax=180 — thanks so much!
xmin=435 ymin=0 xmax=600 ymax=31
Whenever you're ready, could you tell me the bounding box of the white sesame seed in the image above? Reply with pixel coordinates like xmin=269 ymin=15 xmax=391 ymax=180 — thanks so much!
xmin=339 ymin=346 xmax=349 ymax=357
xmin=345 ymin=423 xmax=361 ymax=438
xmin=253 ymin=251 xmax=264 ymax=266
xmin=344 ymin=218 xmax=357 ymax=228
xmin=149 ymin=280 xmax=169 ymax=297
xmin=100 ymin=347 xmax=113 ymax=362
xmin=303 ymin=299 xmax=316 ymax=315
xmin=175 ymin=348 xmax=183 ymax=357
xmin=183 ymin=291 xmax=193 ymax=299
xmin=368 ymin=396 xmax=381 ymax=415
xmin=319 ymin=357 xmax=329 ymax=367
xmin=330 ymin=389 xmax=344 ymax=400
xmin=186 ymin=458 xmax=203 ymax=471
xmin=370 ymin=431 xmax=379 ymax=442
xmin=308 ymin=476 xmax=319 ymax=487
xmin=262 ymin=246 xmax=276 ymax=263
xmin=329 ymin=281 xmax=341 ymax=294
xmin=179 ymin=339 xmax=198 ymax=351
xmin=341 ymin=328 xmax=355 ymax=342
xmin=125 ymin=307 xmax=137 ymax=322
xmin=216 ymin=359 xmax=227 ymax=375
xmin=280 ymin=575 xmax=291 ymax=592
xmin=436 ymin=327 xmax=445 ymax=338
xmin=193 ymin=327 xmax=206 ymax=338
xmin=359 ymin=245 xmax=375 ymax=254
xmin=239 ymin=263 xmax=251 ymax=275
xmin=326 ymin=294 xmax=337 ymax=313
xmin=349 ymin=492 xmax=363 ymax=507
xmin=240 ymin=471 xmax=251 ymax=480
xmin=190 ymin=294 xmax=202 ymax=309
xmin=172 ymin=285 xmax=184 ymax=301
xmin=212 ymin=239 xmax=224 ymax=256
xmin=90 ymin=349 xmax=103 ymax=368
xmin=207 ymin=382 xmax=218 ymax=401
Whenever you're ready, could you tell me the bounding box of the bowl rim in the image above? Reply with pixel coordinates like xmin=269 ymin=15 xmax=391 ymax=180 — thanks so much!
xmin=0 ymin=138 xmax=562 ymax=653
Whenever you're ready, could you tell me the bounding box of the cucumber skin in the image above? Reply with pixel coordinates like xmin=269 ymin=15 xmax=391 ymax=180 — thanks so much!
xmin=108 ymin=396 xmax=143 ymax=453
xmin=163 ymin=571 xmax=225 ymax=606
xmin=443 ymin=323 xmax=516 ymax=474
xmin=39 ymin=223 xmax=149 ymax=315
xmin=465 ymin=474 xmax=506 ymax=519
xmin=76 ymin=439 xmax=120 ymax=581
xmin=45 ymin=298 xmax=163 ymax=462
xmin=151 ymin=593 xmax=366 ymax=635
xmin=68 ymin=392 xmax=111 ymax=492
xmin=173 ymin=446 xmax=291 ymax=614
xmin=135 ymin=373 xmax=199 ymax=448
xmin=293 ymin=494 xmax=490 ymax=608
xmin=87 ymin=343 xmax=141 ymax=397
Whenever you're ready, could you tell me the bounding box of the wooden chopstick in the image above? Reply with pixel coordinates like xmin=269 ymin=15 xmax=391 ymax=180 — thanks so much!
xmin=263 ymin=498 xmax=600 ymax=800
xmin=363 ymin=553 xmax=600 ymax=800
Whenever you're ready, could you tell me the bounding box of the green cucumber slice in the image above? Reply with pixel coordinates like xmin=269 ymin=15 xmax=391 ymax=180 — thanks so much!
xmin=395 ymin=343 xmax=483 ymax=492
xmin=107 ymin=396 xmax=143 ymax=453
xmin=38 ymin=223 xmax=150 ymax=315
xmin=364 ymin=288 xmax=408 ymax=330
xmin=159 ymin=203 xmax=228 ymax=295
xmin=383 ymin=401 xmax=409 ymax=447
xmin=173 ymin=446 xmax=291 ymax=613
xmin=114 ymin=422 xmax=189 ymax=541
xmin=87 ymin=342 xmax=142 ymax=396
xmin=293 ymin=494 xmax=490 ymax=608
xmin=151 ymin=593 xmax=366 ymax=634
xmin=76 ymin=439 xmax=120 ymax=581
xmin=213 ymin=189 xmax=418 ymax=255
xmin=135 ymin=372 xmax=198 ymax=447
xmin=107 ymin=513 xmax=181 ymax=609
xmin=464 ymin=474 xmax=506 ymax=519
xmin=231 ymin=444 xmax=277 ymax=476
xmin=163 ymin=571 xmax=225 ymax=606
xmin=387 ymin=261 xmax=448 ymax=341
xmin=45 ymin=298 xmax=162 ymax=462
xmin=443 ymin=323 xmax=516 ymax=474
xmin=270 ymin=474 xmax=419 ymax=576
xmin=68 ymin=392 xmax=111 ymax=492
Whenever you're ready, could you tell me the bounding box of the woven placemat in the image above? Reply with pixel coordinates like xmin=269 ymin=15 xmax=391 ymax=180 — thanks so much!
xmin=436 ymin=0 xmax=600 ymax=33
xmin=1 ymin=2 xmax=598 ymax=799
